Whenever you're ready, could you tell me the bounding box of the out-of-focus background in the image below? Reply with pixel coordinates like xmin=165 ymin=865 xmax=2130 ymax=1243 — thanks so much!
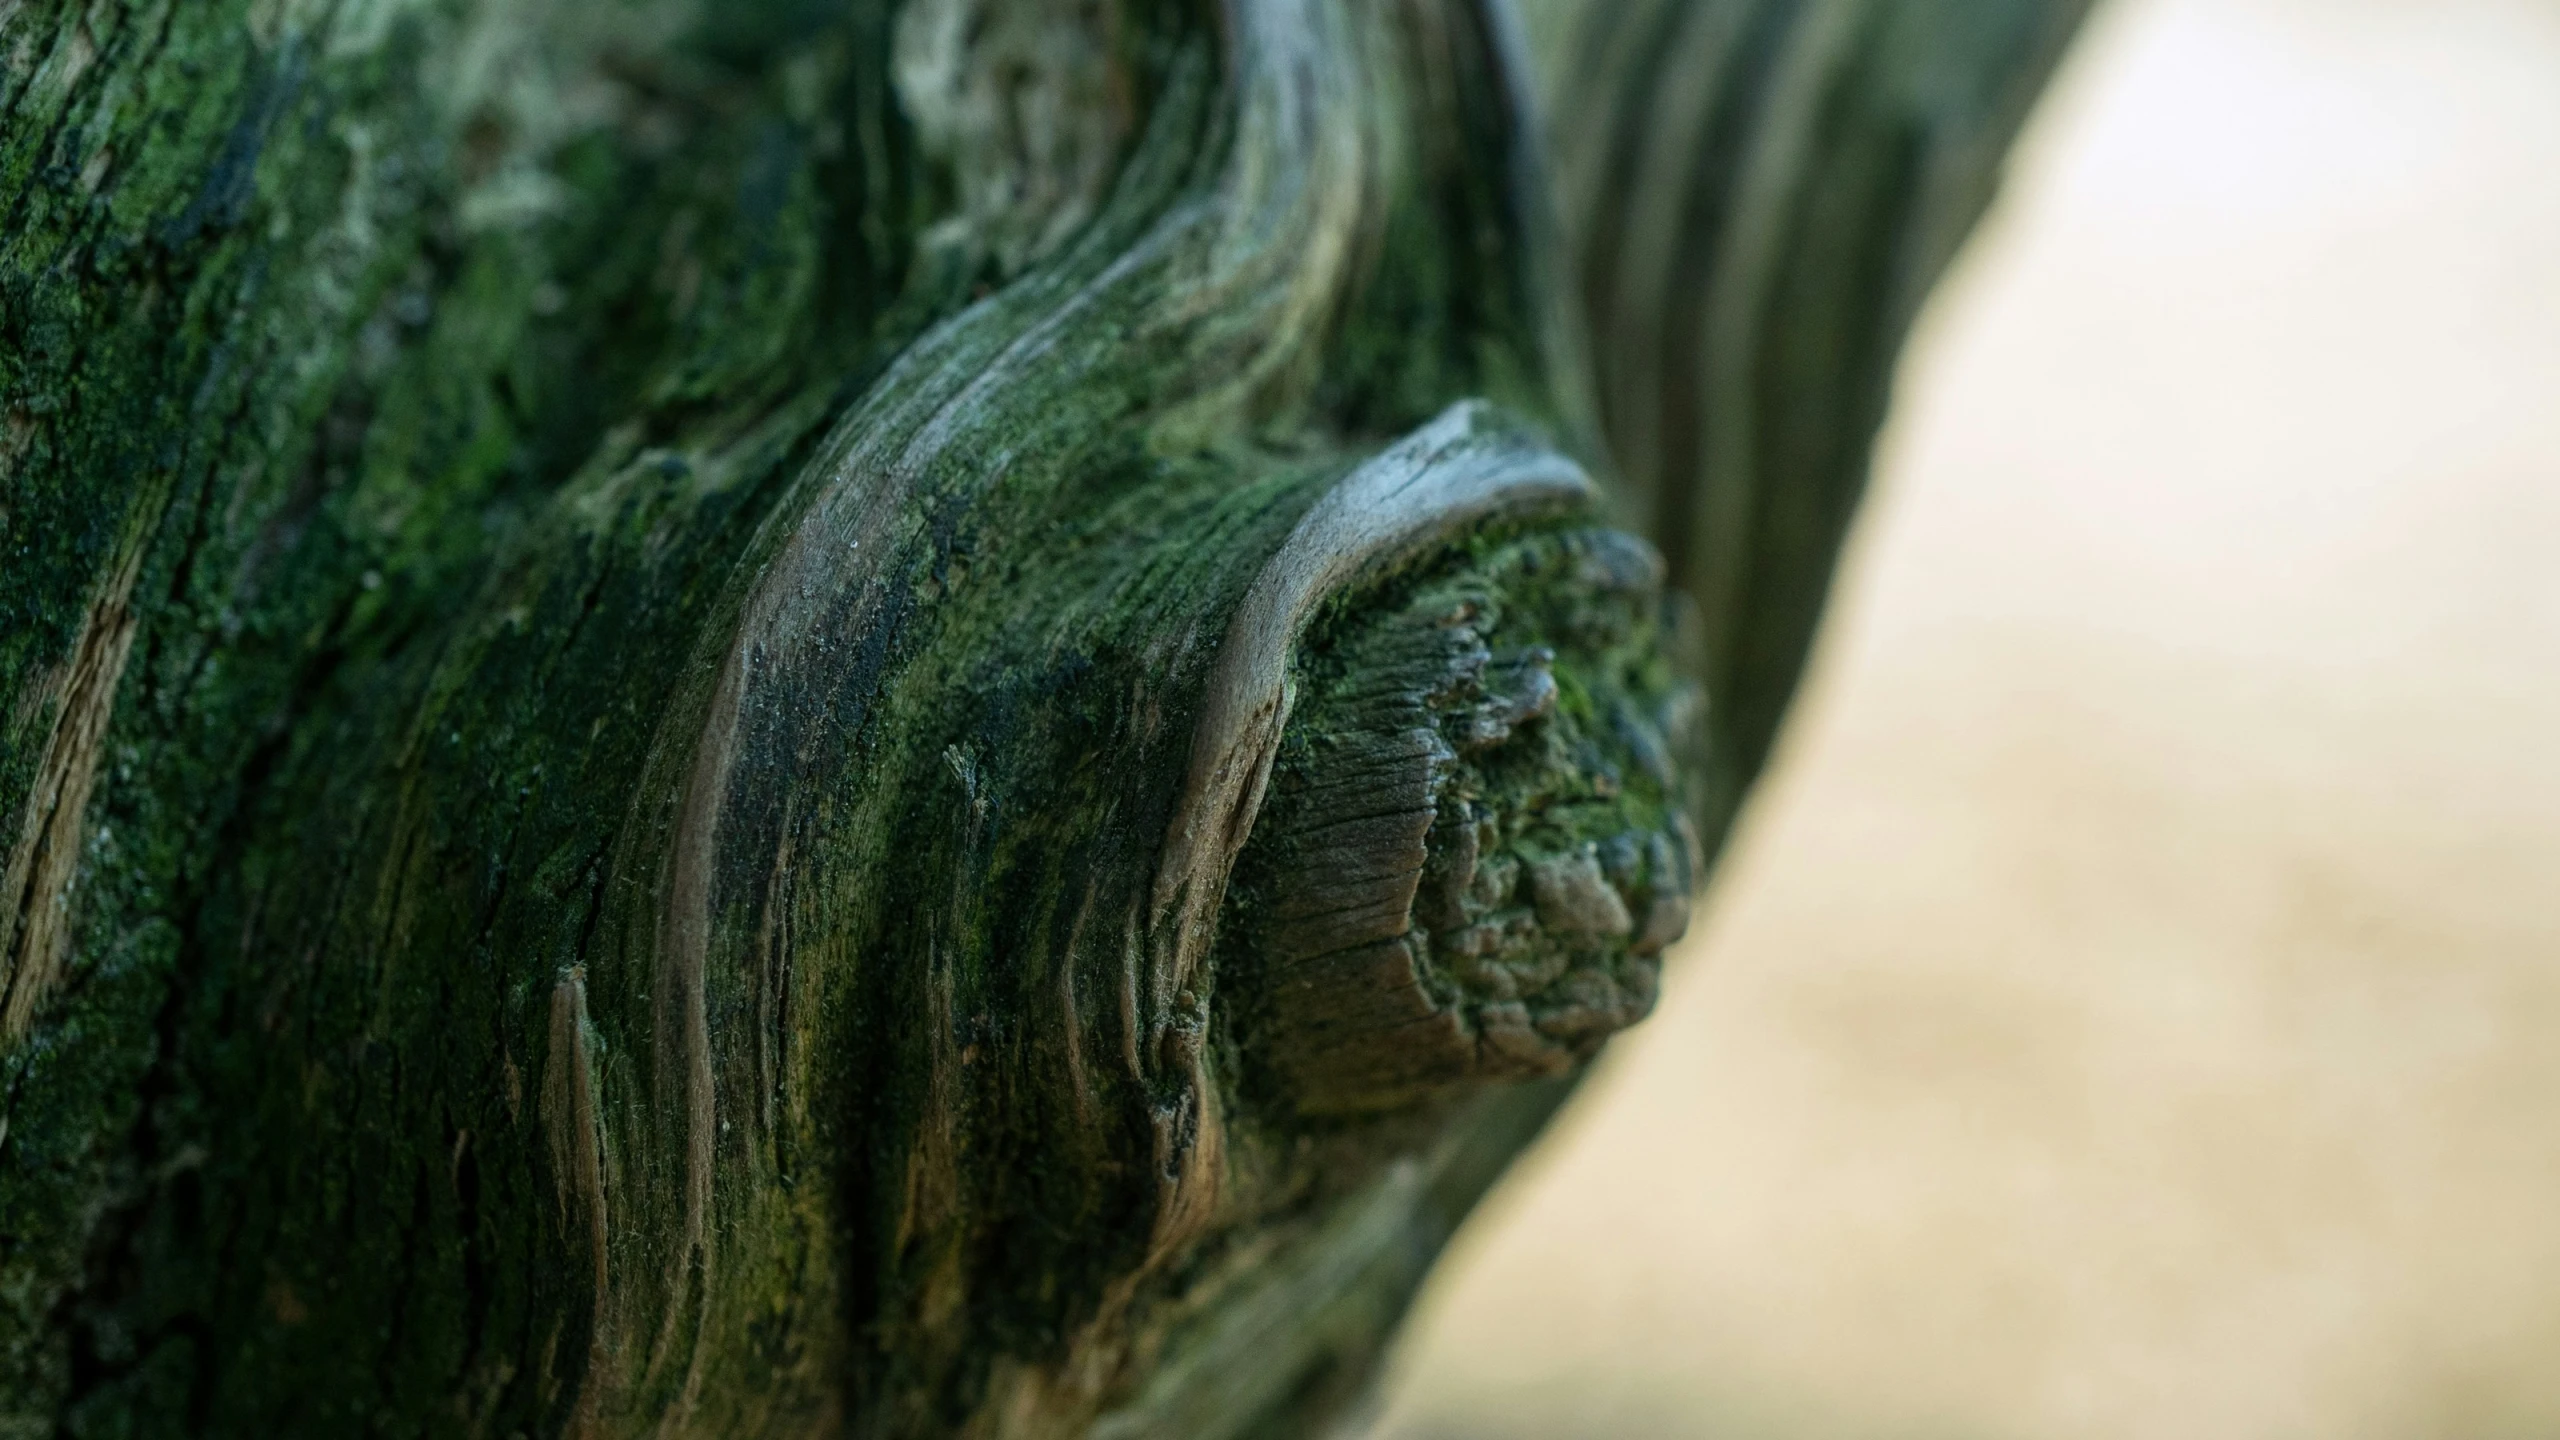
xmin=1369 ymin=0 xmax=2560 ymax=1435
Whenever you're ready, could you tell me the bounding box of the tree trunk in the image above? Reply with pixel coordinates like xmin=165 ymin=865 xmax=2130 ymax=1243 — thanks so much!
xmin=0 ymin=1 xmax=2086 ymax=1434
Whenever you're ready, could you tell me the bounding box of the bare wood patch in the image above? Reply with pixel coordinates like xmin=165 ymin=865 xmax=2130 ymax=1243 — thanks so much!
xmin=1 ymin=531 xmax=148 ymax=1046
xmin=544 ymin=967 xmax=613 ymax=1430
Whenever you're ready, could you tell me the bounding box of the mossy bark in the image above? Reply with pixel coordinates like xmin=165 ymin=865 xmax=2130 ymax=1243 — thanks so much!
xmin=0 ymin=1 xmax=2087 ymax=1434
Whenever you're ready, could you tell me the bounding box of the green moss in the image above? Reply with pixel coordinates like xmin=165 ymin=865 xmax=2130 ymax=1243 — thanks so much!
xmin=1 ymin=0 xmax=2084 ymax=1431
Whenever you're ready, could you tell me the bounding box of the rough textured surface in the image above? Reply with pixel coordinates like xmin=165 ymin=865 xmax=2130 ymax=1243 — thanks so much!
xmin=0 ymin=0 xmax=2087 ymax=1434
xmin=1235 ymin=525 xmax=1704 ymax=1114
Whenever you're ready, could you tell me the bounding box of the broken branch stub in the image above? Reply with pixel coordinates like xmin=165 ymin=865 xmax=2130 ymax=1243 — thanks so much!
xmin=1227 ymin=502 xmax=1706 ymax=1117
xmin=0 ymin=0 xmax=2091 ymax=1427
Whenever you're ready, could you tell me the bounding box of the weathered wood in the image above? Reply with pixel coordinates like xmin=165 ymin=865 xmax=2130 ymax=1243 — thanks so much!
xmin=1234 ymin=521 xmax=1701 ymax=1115
xmin=1534 ymin=0 xmax=2094 ymax=834
xmin=0 ymin=0 xmax=2089 ymax=1434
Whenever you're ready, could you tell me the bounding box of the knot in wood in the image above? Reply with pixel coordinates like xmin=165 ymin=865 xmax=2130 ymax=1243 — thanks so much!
xmin=1233 ymin=525 xmax=1705 ymax=1116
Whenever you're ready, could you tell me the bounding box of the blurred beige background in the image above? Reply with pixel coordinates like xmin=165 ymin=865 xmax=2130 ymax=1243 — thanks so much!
xmin=1369 ymin=0 xmax=2560 ymax=1436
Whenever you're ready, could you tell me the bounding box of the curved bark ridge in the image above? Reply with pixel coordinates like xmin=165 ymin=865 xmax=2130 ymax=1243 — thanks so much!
xmin=639 ymin=407 xmax=1612 ymax=1437
xmin=0 ymin=0 xmax=2085 ymax=1432
xmin=1234 ymin=526 xmax=1704 ymax=1115
xmin=1534 ymin=0 xmax=2096 ymax=827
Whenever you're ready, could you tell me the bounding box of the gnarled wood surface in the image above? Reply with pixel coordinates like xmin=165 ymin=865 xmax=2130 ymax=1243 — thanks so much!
xmin=0 ymin=1 xmax=2087 ymax=1434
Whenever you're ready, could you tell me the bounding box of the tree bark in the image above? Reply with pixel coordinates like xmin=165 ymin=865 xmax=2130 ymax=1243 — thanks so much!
xmin=0 ymin=1 xmax=2087 ymax=1434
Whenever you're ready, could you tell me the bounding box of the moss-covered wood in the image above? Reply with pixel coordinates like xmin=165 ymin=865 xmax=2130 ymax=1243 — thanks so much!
xmin=0 ymin=1 xmax=2087 ymax=1434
